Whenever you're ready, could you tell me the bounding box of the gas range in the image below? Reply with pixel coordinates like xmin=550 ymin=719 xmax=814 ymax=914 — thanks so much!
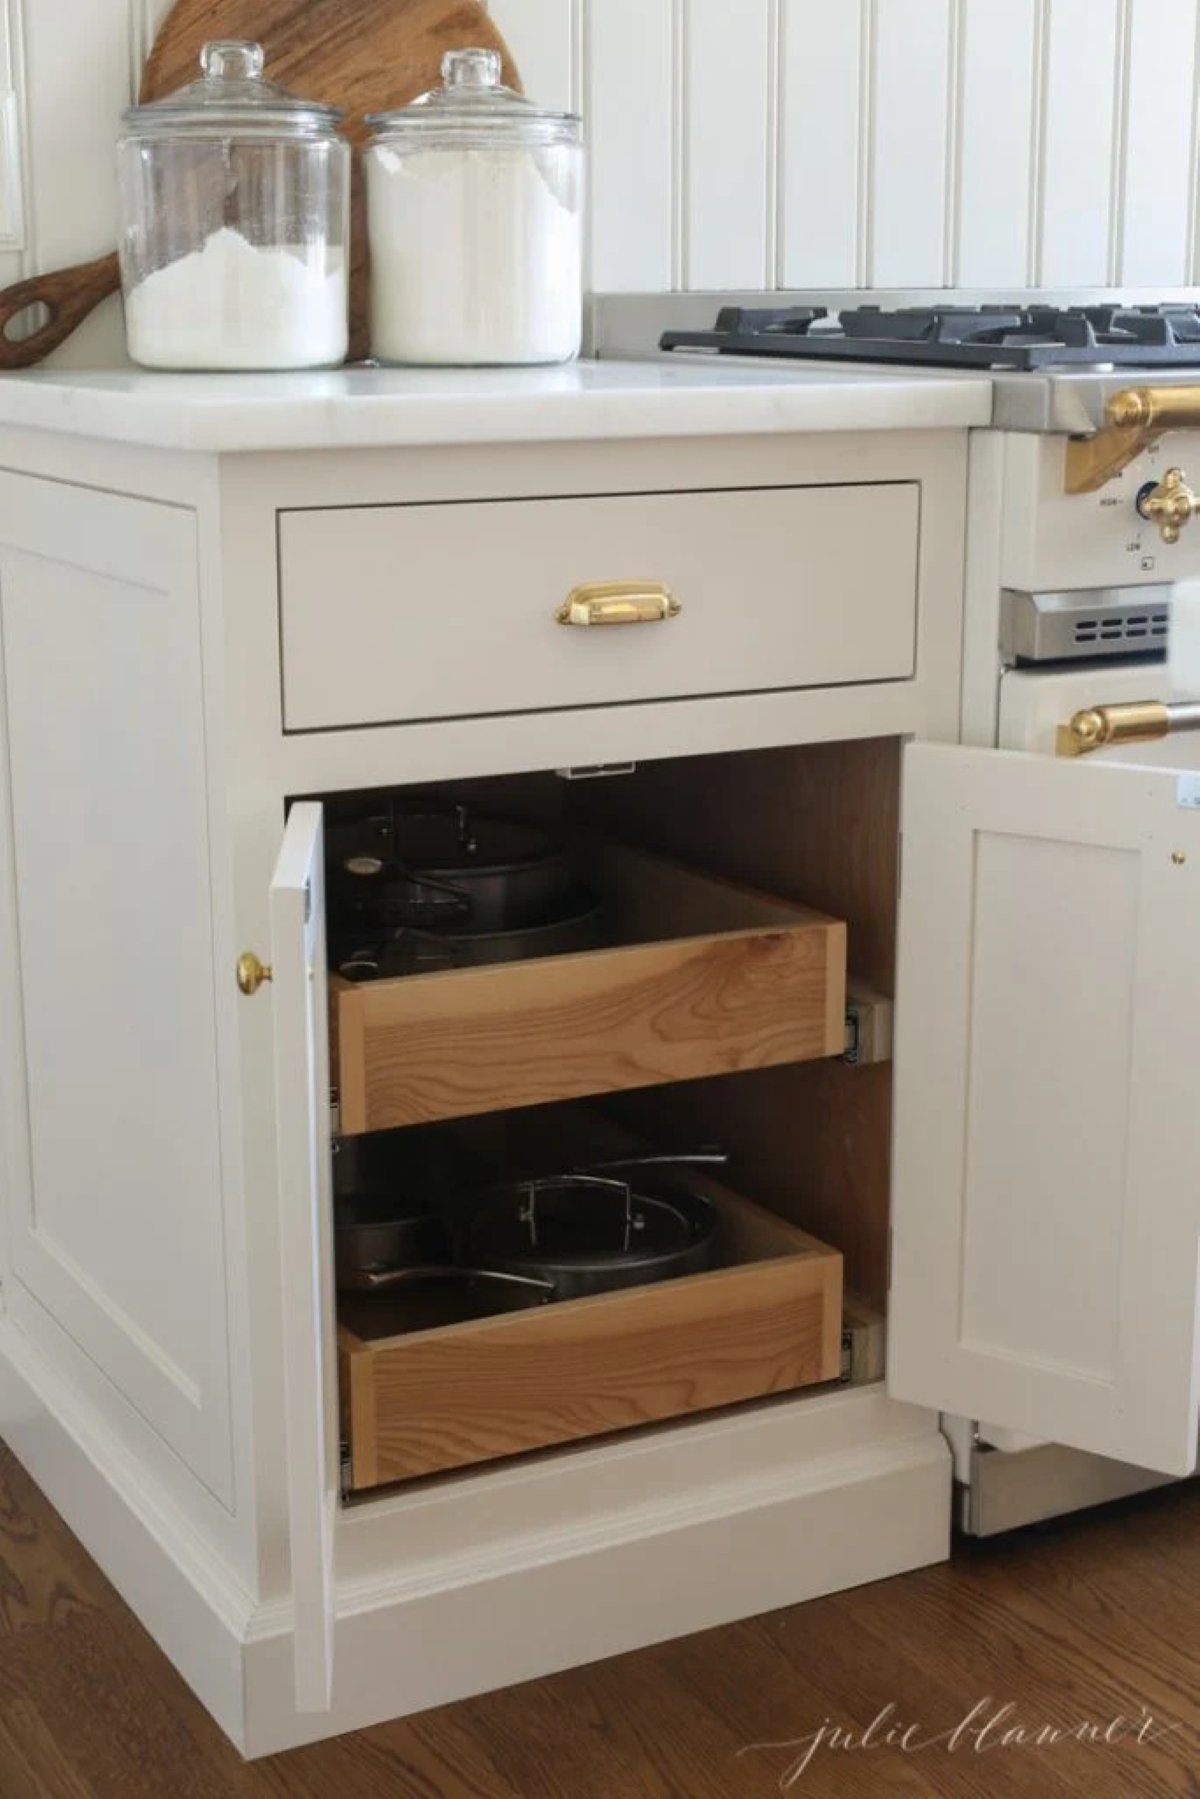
xmin=662 ymin=302 xmax=1200 ymax=436
xmin=660 ymin=301 xmax=1200 ymax=372
xmin=592 ymin=290 xmax=1200 ymax=435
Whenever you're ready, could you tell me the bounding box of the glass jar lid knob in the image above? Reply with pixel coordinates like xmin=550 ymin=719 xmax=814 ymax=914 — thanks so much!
xmin=364 ymin=43 xmax=581 ymax=143
xmin=442 ymin=47 xmax=502 ymax=90
xmin=201 ymin=40 xmax=265 ymax=82
xmin=121 ymin=35 xmax=345 ymax=134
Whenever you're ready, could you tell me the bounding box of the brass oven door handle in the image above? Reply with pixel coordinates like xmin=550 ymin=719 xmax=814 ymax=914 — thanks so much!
xmin=555 ymin=581 xmax=682 ymax=627
xmin=1056 ymin=700 xmax=1200 ymax=757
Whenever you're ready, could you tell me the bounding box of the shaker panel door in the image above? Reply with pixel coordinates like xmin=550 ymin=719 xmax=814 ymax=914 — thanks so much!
xmin=0 ymin=475 xmax=233 ymax=1499
xmin=269 ymin=801 xmax=337 ymax=1712
xmin=890 ymin=741 xmax=1200 ymax=1477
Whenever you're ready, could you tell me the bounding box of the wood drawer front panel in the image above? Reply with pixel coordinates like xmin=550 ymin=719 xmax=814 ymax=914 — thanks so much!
xmin=278 ymin=483 xmax=920 ymax=732
xmin=339 ymin=1187 xmax=844 ymax=1488
xmin=332 ymin=844 xmax=847 ymax=1133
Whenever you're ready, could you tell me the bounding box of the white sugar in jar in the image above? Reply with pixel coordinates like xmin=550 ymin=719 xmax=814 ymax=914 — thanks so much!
xmin=365 ymin=49 xmax=583 ymax=367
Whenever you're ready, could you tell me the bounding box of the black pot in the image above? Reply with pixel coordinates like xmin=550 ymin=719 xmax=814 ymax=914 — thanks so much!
xmin=328 ymin=803 xmax=570 ymax=933
xmin=463 ymin=1158 xmax=723 ymax=1301
xmin=335 ymin=885 xmax=603 ymax=981
xmin=334 ymin=1190 xmax=454 ymax=1293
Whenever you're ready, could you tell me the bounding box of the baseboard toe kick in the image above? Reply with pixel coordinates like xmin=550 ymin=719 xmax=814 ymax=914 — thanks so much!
xmin=241 ymin=1415 xmax=951 ymax=1756
xmin=0 ymin=1328 xmax=951 ymax=1760
xmin=0 ymin=1320 xmax=253 ymax=1751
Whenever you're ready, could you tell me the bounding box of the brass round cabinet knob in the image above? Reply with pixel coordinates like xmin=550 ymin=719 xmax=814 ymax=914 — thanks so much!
xmin=237 ymin=952 xmax=274 ymax=997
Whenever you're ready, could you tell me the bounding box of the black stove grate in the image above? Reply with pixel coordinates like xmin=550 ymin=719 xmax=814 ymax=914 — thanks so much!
xmin=660 ymin=304 xmax=1200 ymax=370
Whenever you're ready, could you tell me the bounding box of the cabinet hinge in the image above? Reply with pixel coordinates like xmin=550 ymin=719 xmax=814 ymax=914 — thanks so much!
xmin=887 ymin=1226 xmax=894 ymax=1291
xmin=304 ymin=880 xmax=313 ymax=924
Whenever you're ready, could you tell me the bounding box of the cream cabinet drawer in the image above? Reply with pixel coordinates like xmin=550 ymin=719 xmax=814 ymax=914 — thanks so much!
xmin=278 ymin=483 xmax=920 ymax=732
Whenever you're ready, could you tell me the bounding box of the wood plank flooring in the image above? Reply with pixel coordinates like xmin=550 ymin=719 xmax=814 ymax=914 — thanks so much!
xmin=0 ymin=1440 xmax=1198 ymax=1796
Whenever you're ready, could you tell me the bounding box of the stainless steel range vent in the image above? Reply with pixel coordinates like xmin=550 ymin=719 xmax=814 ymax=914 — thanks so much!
xmin=1072 ymin=609 xmax=1170 ymax=647
xmin=1001 ymin=586 xmax=1172 ymax=666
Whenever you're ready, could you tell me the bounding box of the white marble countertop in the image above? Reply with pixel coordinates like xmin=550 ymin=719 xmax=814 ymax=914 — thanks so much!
xmin=0 ymin=358 xmax=994 ymax=452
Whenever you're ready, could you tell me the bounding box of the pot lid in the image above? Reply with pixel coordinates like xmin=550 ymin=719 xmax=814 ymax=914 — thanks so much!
xmin=366 ymin=47 xmax=580 ymax=148
xmin=122 ymin=40 xmax=345 ymax=138
xmin=471 ymin=1175 xmax=712 ymax=1265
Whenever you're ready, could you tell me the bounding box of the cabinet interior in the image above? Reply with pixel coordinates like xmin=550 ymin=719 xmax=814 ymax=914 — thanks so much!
xmin=306 ymin=735 xmax=900 ymax=1492
xmin=571 ymin=736 xmax=898 ymax=1314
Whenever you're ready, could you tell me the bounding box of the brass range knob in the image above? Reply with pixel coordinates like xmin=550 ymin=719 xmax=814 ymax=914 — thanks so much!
xmin=237 ymin=952 xmax=273 ymax=996
xmin=1138 ymin=467 xmax=1198 ymax=544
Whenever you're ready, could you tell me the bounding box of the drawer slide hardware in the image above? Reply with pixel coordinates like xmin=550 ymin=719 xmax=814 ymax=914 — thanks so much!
xmin=841 ymin=1298 xmax=886 ymax=1385
xmin=555 ymin=763 xmax=638 ymax=781
xmin=556 ymin=581 xmax=681 ymax=628
xmin=843 ymin=982 xmax=894 ymax=1066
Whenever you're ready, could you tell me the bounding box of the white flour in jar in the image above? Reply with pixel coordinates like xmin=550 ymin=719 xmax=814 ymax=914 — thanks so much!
xmin=124 ymin=226 xmax=348 ymax=370
xmin=366 ymin=144 xmax=582 ymax=365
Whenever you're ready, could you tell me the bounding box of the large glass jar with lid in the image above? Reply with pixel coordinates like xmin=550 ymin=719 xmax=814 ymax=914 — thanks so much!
xmin=365 ymin=48 xmax=584 ymax=367
xmin=116 ymin=41 xmax=350 ymax=371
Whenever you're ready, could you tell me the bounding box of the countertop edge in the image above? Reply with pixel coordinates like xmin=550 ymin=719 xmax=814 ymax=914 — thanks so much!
xmin=0 ymin=368 xmax=995 ymax=453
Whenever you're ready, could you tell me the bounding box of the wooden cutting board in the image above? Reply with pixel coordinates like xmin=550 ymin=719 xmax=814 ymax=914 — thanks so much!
xmin=0 ymin=0 xmax=520 ymax=368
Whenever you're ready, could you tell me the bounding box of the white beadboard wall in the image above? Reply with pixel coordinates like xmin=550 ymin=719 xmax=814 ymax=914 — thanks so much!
xmin=5 ymin=0 xmax=1200 ymax=363
xmin=500 ymin=0 xmax=1200 ymax=293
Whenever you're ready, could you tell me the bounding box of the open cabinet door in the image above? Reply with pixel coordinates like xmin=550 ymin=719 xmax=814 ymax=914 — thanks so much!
xmin=269 ymin=801 xmax=337 ymax=1711
xmin=890 ymin=743 xmax=1200 ymax=1477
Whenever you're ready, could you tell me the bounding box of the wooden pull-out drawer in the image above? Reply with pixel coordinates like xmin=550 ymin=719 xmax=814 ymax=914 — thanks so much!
xmin=338 ymin=1170 xmax=843 ymax=1489
xmin=278 ymin=482 xmax=920 ymax=733
xmin=331 ymin=840 xmax=847 ymax=1133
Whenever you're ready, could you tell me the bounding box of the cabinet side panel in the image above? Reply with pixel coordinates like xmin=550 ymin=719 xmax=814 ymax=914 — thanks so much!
xmin=0 ymin=489 xmax=232 ymax=1500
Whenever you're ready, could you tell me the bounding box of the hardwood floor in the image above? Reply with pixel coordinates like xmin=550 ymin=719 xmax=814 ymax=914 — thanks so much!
xmin=0 ymin=1440 xmax=1198 ymax=1796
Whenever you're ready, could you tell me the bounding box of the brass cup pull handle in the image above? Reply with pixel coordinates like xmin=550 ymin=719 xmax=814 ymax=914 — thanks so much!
xmin=556 ymin=582 xmax=681 ymax=628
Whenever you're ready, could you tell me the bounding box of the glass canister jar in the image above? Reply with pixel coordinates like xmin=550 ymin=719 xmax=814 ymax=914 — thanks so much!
xmin=365 ymin=49 xmax=584 ymax=367
xmin=116 ymin=41 xmax=350 ymax=371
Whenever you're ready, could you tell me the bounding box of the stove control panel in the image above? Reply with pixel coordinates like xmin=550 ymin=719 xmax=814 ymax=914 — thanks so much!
xmin=1001 ymin=432 xmax=1200 ymax=592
